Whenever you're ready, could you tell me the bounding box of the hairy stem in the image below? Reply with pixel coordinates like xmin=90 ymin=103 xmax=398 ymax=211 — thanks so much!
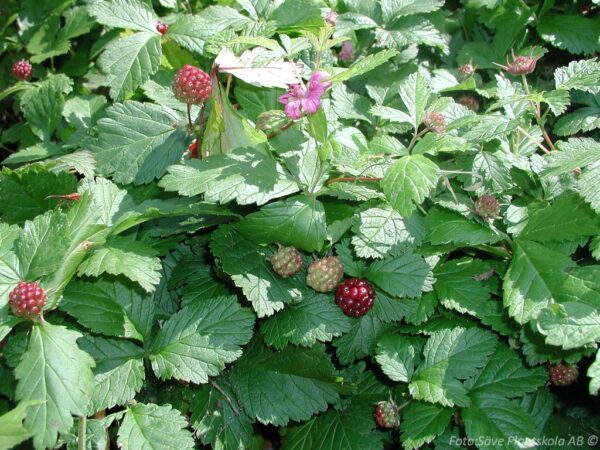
xmin=78 ymin=416 xmax=86 ymax=450
xmin=521 ymin=75 xmax=556 ymax=152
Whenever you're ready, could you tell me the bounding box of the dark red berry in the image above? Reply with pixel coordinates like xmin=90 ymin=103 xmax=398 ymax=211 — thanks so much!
xmin=374 ymin=401 xmax=399 ymax=429
xmin=474 ymin=195 xmax=500 ymax=220
xmin=156 ymin=22 xmax=169 ymax=35
xmin=8 ymin=281 xmax=47 ymax=319
xmin=172 ymin=65 xmax=212 ymax=105
xmin=188 ymin=140 xmax=199 ymax=159
xmin=335 ymin=278 xmax=375 ymax=318
xmin=11 ymin=60 xmax=32 ymax=81
xmin=549 ymin=364 xmax=578 ymax=386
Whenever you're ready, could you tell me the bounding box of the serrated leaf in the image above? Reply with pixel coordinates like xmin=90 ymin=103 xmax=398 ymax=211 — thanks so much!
xmin=554 ymin=59 xmax=600 ymax=94
xmin=98 ymin=32 xmax=161 ymax=101
xmin=77 ymin=236 xmax=161 ymax=292
xmin=210 ymin=226 xmax=305 ymax=317
xmin=334 ymin=314 xmax=389 ymax=365
xmin=554 ymin=106 xmax=600 ymax=136
xmin=0 ymin=402 xmax=34 ymax=450
xmin=375 ymin=333 xmax=416 ymax=382
xmin=238 ymin=195 xmax=326 ymax=252
xmin=538 ymin=15 xmax=600 ymax=55
xmin=150 ymin=296 xmax=254 ymax=383
xmin=23 ymin=77 xmax=65 ymax=141
xmin=89 ymin=101 xmax=186 ymax=185
xmin=399 ymin=72 xmax=431 ymax=127
xmin=541 ymin=138 xmax=600 ymax=176
xmin=382 ymin=155 xmax=439 ymax=217
xmin=578 ymin=162 xmax=600 ymax=214
xmin=536 ymin=302 xmax=600 ymax=350
xmin=15 ymin=323 xmax=95 ymax=449
xmin=381 ymin=0 xmax=444 ymax=21
xmin=117 ymin=403 xmax=194 ymax=450
xmin=364 ymin=252 xmax=430 ymax=298
xmin=409 ymin=327 xmax=497 ymax=407
xmin=503 ymin=239 xmax=574 ymax=324
xmin=465 ymin=345 xmax=547 ymax=398
xmin=463 ymin=396 xmax=539 ymax=450
xmin=79 ymin=336 xmax=145 ymax=413
xmin=425 ymin=207 xmax=500 ymax=246
xmin=588 ymin=350 xmax=600 ymax=395
xmin=329 ymin=49 xmax=398 ymax=83
xmin=261 ymin=292 xmax=351 ymax=349
xmin=400 ymin=402 xmax=453 ymax=450
xmin=88 ymin=0 xmax=157 ymax=32
xmin=229 ymin=341 xmax=340 ymax=426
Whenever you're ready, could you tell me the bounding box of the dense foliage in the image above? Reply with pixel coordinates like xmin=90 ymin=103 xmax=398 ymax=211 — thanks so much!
xmin=1 ymin=0 xmax=600 ymax=449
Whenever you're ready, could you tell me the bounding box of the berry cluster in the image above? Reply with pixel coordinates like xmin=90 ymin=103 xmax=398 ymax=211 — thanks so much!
xmin=156 ymin=21 xmax=169 ymax=35
xmin=8 ymin=281 xmax=47 ymax=319
xmin=11 ymin=60 xmax=32 ymax=81
xmin=423 ymin=111 xmax=446 ymax=134
xmin=549 ymin=364 xmax=578 ymax=386
xmin=270 ymin=248 xmax=376 ymax=317
xmin=172 ymin=65 xmax=212 ymax=104
xmin=374 ymin=401 xmax=400 ymax=429
xmin=474 ymin=195 xmax=500 ymax=220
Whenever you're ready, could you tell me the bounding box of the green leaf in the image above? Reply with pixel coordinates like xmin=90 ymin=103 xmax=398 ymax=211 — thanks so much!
xmin=554 ymin=59 xmax=600 ymax=94
xmin=351 ymin=206 xmax=425 ymax=258
xmin=77 ymin=236 xmax=161 ymax=293
xmin=98 ymin=32 xmax=161 ymax=101
xmin=15 ymin=323 xmax=95 ymax=449
xmin=503 ymin=239 xmax=574 ymax=324
xmin=463 ymin=396 xmax=539 ymax=450
xmin=537 ymin=302 xmax=600 ymax=350
xmin=281 ymin=399 xmax=384 ymax=450
xmin=541 ymin=138 xmax=600 ymax=176
xmin=0 ymin=166 xmax=78 ymax=224
xmin=554 ymin=106 xmax=600 ymax=136
xmin=159 ymin=149 xmax=298 ymax=205
xmin=409 ymin=327 xmax=497 ymax=407
xmin=364 ymin=252 xmax=430 ymax=298
xmin=117 ymin=403 xmax=194 ymax=450
xmin=461 ymin=115 xmax=520 ymax=142
xmin=23 ymin=78 xmax=65 ymax=141
xmin=238 ymin=195 xmax=327 ymax=252
xmin=518 ymin=192 xmax=600 ymax=242
xmin=382 ymin=155 xmax=439 ymax=217
xmin=261 ymin=291 xmax=351 ymax=349
xmin=578 ymin=162 xmax=600 ymax=214
xmin=150 ymin=296 xmax=254 ymax=383
xmin=400 ymin=402 xmax=453 ymax=450
xmin=79 ymin=336 xmax=145 ymax=413
xmin=588 ymin=350 xmax=600 ymax=395
xmin=88 ymin=0 xmax=157 ymax=32
xmin=375 ymin=333 xmax=416 ymax=382
xmin=89 ymin=101 xmax=186 ymax=185
xmin=334 ymin=315 xmax=389 ymax=365
xmin=538 ymin=15 xmax=600 ymax=55
xmin=0 ymin=402 xmax=34 ymax=450
xmin=271 ymin=0 xmax=323 ymax=33
xmin=191 ymin=382 xmax=253 ymax=450
xmin=229 ymin=341 xmax=340 ymax=426
xmin=425 ymin=207 xmax=500 ymax=246
xmin=61 ymin=280 xmax=154 ymax=341
xmin=381 ymin=0 xmax=444 ymax=21
xmin=465 ymin=345 xmax=547 ymax=398
xmin=329 ymin=49 xmax=398 ymax=83
xmin=210 ymin=226 xmax=306 ymax=317
xmin=399 ymin=72 xmax=431 ymax=128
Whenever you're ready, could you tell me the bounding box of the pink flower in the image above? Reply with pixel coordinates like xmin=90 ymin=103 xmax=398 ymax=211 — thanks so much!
xmin=339 ymin=41 xmax=355 ymax=62
xmin=279 ymin=71 xmax=332 ymax=120
xmin=324 ymin=10 xmax=338 ymax=26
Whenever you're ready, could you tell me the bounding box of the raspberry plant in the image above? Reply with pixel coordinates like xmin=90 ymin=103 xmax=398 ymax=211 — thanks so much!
xmin=1 ymin=0 xmax=600 ymax=449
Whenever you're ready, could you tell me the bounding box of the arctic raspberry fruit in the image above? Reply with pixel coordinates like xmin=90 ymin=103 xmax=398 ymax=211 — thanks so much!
xmin=11 ymin=60 xmax=32 ymax=81
xmin=474 ymin=195 xmax=500 ymax=220
xmin=458 ymin=62 xmax=475 ymax=77
xmin=306 ymin=256 xmax=343 ymax=292
xmin=172 ymin=65 xmax=212 ymax=105
xmin=8 ymin=281 xmax=47 ymax=319
xmin=423 ymin=111 xmax=445 ymax=134
xmin=374 ymin=401 xmax=399 ymax=429
xmin=271 ymin=246 xmax=303 ymax=278
xmin=336 ymin=278 xmax=375 ymax=317
xmin=458 ymin=95 xmax=480 ymax=112
xmin=549 ymin=364 xmax=578 ymax=386
xmin=156 ymin=21 xmax=169 ymax=35
xmin=188 ymin=139 xmax=199 ymax=159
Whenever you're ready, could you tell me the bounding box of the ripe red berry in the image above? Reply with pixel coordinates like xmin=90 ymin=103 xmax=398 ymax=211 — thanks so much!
xmin=11 ymin=60 xmax=32 ymax=81
xmin=156 ymin=22 xmax=169 ymax=35
xmin=374 ymin=401 xmax=400 ymax=429
xmin=335 ymin=278 xmax=375 ymax=318
xmin=172 ymin=65 xmax=212 ymax=105
xmin=188 ymin=140 xmax=199 ymax=159
xmin=8 ymin=281 xmax=47 ymax=319
xmin=549 ymin=364 xmax=578 ymax=386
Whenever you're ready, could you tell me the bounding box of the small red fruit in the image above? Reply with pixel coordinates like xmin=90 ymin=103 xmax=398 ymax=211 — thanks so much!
xmin=423 ymin=111 xmax=446 ymax=134
xmin=549 ymin=364 xmax=578 ymax=386
xmin=335 ymin=278 xmax=375 ymax=318
xmin=474 ymin=195 xmax=500 ymax=220
xmin=374 ymin=401 xmax=400 ymax=429
xmin=188 ymin=140 xmax=199 ymax=159
xmin=458 ymin=62 xmax=475 ymax=77
xmin=172 ymin=65 xmax=212 ymax=105
xmin=11 ymin=60 xmax=32 ymax=81
xmin=156 ymin=22 xmax=169 ymax=35
xmin=8 ymin=281 xmax=47 ymax=319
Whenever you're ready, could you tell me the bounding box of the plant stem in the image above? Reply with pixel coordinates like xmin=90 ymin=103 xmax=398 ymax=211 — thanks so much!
xmin=326 ymin=176 xmax=382 ymax=185
xmin=521 ymin=75 xmax=556 ymax=152
xmin=186 ymin=103 xmax=193 ymax=133
xmin=407 ymin=127 xmax=427 ymax=153
xmin=210 ymin=380 xmax=240 ymax=416
xmin=517 ymin=126 xmax=550 ymax=155
xmin=78 ymin=416 xmax=86 ymax=450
